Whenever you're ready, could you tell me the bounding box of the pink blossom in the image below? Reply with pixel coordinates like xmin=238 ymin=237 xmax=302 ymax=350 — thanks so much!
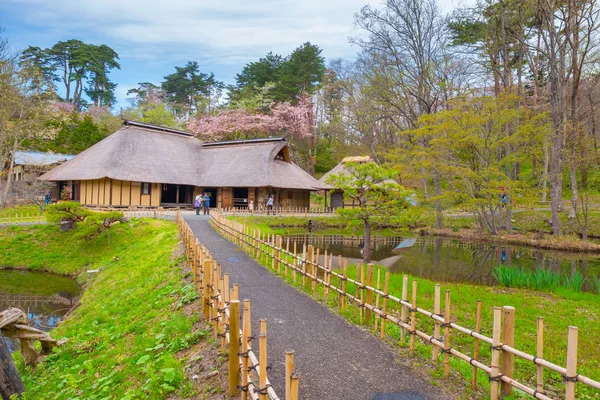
xmin=187 ymin=96 xmax=314 ymax=140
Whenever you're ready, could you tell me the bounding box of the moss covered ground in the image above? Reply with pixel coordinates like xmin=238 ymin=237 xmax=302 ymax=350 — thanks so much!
xmin=0 ymin=218 xmax=207 ymax=399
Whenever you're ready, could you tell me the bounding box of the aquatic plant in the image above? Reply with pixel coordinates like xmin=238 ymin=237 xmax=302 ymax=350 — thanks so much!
xmin=494 ymin=266 xmax=590 ymax=293
xmin=592 ymin=276 xmax=600 ymax=294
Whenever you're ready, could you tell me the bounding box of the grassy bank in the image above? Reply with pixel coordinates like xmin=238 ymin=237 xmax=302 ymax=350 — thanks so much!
xmin=1 ymin=219 xmax=206 ymax=399
xmin=218 ymin=218 xmax=600 ymax=399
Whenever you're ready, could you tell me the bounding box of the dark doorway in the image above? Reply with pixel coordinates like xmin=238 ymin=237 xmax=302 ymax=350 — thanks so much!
xmin=331 ymin=191 xmax=343 ymax=209
xmin=161 ymin=184 xmax=194 ymax=205
xmin=203 ymin=188 xmax=217 ymax=208
xmin=233 ymin=187 xmax=249 ymax=208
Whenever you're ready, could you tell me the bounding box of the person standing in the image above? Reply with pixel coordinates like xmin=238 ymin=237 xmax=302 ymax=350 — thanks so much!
xmin=266 ymin=194 xmax=274 ymax=214
xmin=248 ymin=200 xmax=254 ymax=213
xmin=194 ymin=193 xmax=202 ymax=215
xmin=203 ymin=192 xmax=211 ymax=215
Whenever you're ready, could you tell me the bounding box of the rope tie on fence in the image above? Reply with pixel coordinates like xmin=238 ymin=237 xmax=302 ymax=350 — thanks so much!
xmin=409 ymin=307 xmax=418 ymax=313
xmin=532 ymin=355 xmax=539 ymax=365
xmin=210 ymin=294 xmax=220 ymax=300
xmin=488 ymin=373 xmax=504 ymax=382
xmin=409 ymin=329 xmax=418 ymax=336
xmin=441 ymin=322 xmax=452 ymax=328
xmin=238 ymin=382 xmax=255 ymax=392
xmin=468 ymin=357 xmax=477 ymax=366
xmin=237 ymin=350 xmax=250 ymax=358
xmin=254 ymin=384 xmax=273 ymax=395
xmin=441 ymin=348 xmax=452 ymax=354
xmin=563 ymin=374 xmax=579 ymax=383
xmin=247 ymin=363 xmax=260 ymax=373
xmin=428 ymin=336 xmax=442 ymax=345
xmin=491 ymin=344 xmax=503 ymax=351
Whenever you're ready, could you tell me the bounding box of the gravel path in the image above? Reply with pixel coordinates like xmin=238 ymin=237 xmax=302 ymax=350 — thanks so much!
xmin=184 ymin=214 xmax=454 ymax=400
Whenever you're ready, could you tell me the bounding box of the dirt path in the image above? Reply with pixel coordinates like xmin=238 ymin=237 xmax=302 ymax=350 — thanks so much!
xmin=183 ymin=214 xmax=455 ymax=400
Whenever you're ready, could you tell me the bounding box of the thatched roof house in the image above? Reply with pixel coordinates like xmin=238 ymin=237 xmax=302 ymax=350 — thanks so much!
xmin=318 ymin=156 xmax=374 ymax=208
xmin=40 ymin=120 xmax=323 ymax=208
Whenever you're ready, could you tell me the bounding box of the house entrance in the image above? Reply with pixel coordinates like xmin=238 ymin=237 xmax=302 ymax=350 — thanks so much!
xmin=202 ymin=188 xmax=217 ymax=208
xmin=233 ymin=187 xmax=249 ymax=208
xmin=161 ymin=184 xmax=194 ymax=206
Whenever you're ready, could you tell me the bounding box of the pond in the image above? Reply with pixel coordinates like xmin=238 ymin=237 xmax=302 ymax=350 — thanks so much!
xmin=0 ymin=269 xmax=80 ymax=351
xmin=284 ymin=234 xmax=600 ymax=291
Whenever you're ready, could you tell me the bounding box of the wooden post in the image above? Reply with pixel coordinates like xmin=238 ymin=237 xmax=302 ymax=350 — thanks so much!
xmin=293 ymin=241 xmax=297 ymax=283
xmin=536 ymin=317 xmax=544 ymax=394
xmin=472 ymin=300 xmax=482 ymax=390
xmin=313 ymin=248 xmax=319 ymax=296
xmin=259 ymin=320 xmax=268 ymax=400
xmin=365 ymin=263 xmax=374 ymax=323
xmin=400 ymin=275 xmax=408 ymax=341
xmin=285 ymin=351 xmax=294 ymax=400
xmin=323 ymin=253 xmax=329 ymax=303
xmin=232 ymin=283 xmax=239 ymax=301
xmin=443 ymin=290 xmax=451 ymax=378
xmin=490 ymin=307 xmax=502 ymax=400
xmin=565 ymin=326 xmax=578 ymax=400
xmin=202 ymin=260 xmax=212 ymax=320
xmin=285 ymin=238 xmax=290 ymax=277
xmin=340 ymin=258 xmax=347 ymax=313
xmin=501 ymin=306 xmax=515 ymax=397
xmin=359 ymin=263 xmax=365 ymax=324
xmin=276 ymin=235 xmax=282 ymax=273
xmin=380 ymin=271 xmax=389 ymax=339
xmin=306 ymin=245 xmax=313 ymax=288
xmin=373 ymin=268 xmax=381 ymax=332
xmin=289 ymin=374 xmax=300 ymax=400
xmin=0 ymin=338 xmax=25 ymax=400
xmin=228 ymin=300 xmax=241 ymax=396
xmin=241 ymin=300 xmax=251 ymax=400
xmin=410 ymin=280 xmax=417 ymax=356
xmin=432 ymin=284 xmax=441 ymax=363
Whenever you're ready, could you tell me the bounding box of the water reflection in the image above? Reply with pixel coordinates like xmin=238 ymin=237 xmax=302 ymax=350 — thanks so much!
xmin=284 ymin=234 xmax=600 ymax=290
xmin=0 ymin=270 xmax=79 ymax=352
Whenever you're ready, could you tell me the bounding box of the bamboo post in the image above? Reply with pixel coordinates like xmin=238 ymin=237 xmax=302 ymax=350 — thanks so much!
xmin=490 ymin=307 xmax=502 ymax=400
xmin=259 ymin=320 xmax=267 ymax=400
xmin=536 ymin=317 xmax=544 ymax=394
xmin=289 ymin=374 xmax=300 ymax=400
xmin=202 ymin=260 xmax=212 ymax=320
xmin=285 ymin=238 xmax=290 ymax=277
xmin=410 ymin=280 xmax=417 ymax=356
xmin=293 ymin=241 xmax=297 ymax=284
xmin=359 ymin=263 xmax=365 ymax=324
xmin=374 ymin=269 xmax=381 ymax=332
xmin=212 ymin=264 xmax=220 ymax=339
xmin=432 ymin=284 xmax=441 ymax=363
xmin=443 ymin=290 xmax=451 ymax=378
xmin=472 ymin=300 xmax=482 ymax=390
xmin=228 ymin=300 xmax=241 ymax=396
xmin=301 ymin=244 xmax=307 ymax=286
xmin=271 ymin=234 xmax=276 ymax=270
xmin=340 ymin=258 xmax=347 ymax=313
xmin=285 ymin=351 xmax=294 ymax=400
xmin=313 ymin=248 xmax=319 ymax=296
xmin=323 ymin=252 xmax=329 ymax=303
xmin=257 ymin=230 xmax=262 ymax=260
xmin=276 ymin=235 xmax=282 ymax=273
xmin=365 ymin=263 xmax=374 ymax=323
xmin=232 ymin=283 xmax=239 ymax=301
xmin=501 ymin=306 xmax=515 ymax=397
xmin=306 ymin=245 xmax=313 ymax=289
xmin=565 ymin=326 xmax=578 ymax=400
xmin=241 ymin=300 xmax=251 ymax=400
xmin=380 ymin=271 xmax=389 ymax=339
xmin=400 ymin=275 xmax=408 ymax=341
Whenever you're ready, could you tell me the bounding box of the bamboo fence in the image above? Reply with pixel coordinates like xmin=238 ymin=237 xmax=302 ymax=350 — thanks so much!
xmin=177 ymin=212 xmax=297 ymax=400
xmin=210 ymin=212 xmax=600 ymax=400
xmin=0 ymin=211 xmax=45 ymax=225
xmin=219 ymin=207 xmax=337 ymax=217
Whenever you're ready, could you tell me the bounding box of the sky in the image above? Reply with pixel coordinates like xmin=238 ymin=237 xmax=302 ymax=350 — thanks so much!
xmin=1 ymin=0 xmax=471 ymax=109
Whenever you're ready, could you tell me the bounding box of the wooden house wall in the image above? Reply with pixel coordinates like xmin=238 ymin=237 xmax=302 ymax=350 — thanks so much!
xmin=78 ymin=179 xmax=161 ymax=207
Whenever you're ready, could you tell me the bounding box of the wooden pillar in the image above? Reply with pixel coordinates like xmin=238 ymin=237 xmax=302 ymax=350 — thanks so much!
xmin=501 ymin=306 xmax=515 ymax=397
xmin=565 ymin=326 xmax=578 ymax=400
xmin=490 ymin=307 xmax=502 ymax=400
xmin=228 ymin=300 xmax=240 ymax=396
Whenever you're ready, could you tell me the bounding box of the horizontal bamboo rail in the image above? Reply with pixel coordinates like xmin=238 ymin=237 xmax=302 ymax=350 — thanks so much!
xmin=210 ymin=212 xmax=600 ymax=400
xmin=0 ymin=211 xmax=45 ymax=226
xmin=177 ymin=212 xmax=296 ymax=400
xmin=218 ymin=207 xmax=337 ymax=216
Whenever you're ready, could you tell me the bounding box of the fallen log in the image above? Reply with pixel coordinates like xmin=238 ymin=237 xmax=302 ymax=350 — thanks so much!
xmin=0 ymin=307 xmax=65 ymax=367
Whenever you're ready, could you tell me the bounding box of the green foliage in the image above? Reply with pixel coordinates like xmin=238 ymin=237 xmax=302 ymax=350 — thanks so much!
xmin=122 ymin=102 xmax=180 ymax=128
xmin=46 ymin=202 xmax=125 ymax=240
xmin=314 ymin=140 xmax=337 ymax=174
xmin=10 ymin=220 xmax=204 ymax=398
xmin=494 ymin=266 xmax=590 ymax=294
xmin=229 ymin=42 xmax=325 ymax=106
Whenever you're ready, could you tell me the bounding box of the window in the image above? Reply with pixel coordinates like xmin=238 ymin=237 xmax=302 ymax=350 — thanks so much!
xmin=142 ymin=182 xmax=151 ymax=195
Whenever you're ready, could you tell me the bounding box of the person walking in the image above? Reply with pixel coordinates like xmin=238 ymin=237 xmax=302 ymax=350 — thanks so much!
xmin=194 ymin=193 xmax=202 ymax=215
xmin=203 ymin=193 xmax=211 ymax=215
xmin=266 ymin=194 xmax=274 ymax=214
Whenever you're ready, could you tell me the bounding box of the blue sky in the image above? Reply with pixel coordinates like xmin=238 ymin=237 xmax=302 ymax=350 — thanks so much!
xmin=1 ymin=0 xmax=466 ymax=109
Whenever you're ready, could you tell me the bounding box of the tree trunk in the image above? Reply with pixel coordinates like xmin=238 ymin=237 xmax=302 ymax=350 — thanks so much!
xmin=433 ymin=171 xmax=443 ymax=229
xmin=0 ymin=141 xmax=17 ymax=208
xmin=541 ymin=143 xmax=550 ymax=203
xmin=0 ymin=338 xmax=25 ymax=400
xmin=363 ymin=219 xmax=372 ymax=263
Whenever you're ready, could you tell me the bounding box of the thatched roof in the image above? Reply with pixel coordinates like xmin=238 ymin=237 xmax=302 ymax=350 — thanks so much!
xmin=39 ymin=120 xmax=325 ymax=190
xmin=318 ymin=156 xmax=375 ymax=189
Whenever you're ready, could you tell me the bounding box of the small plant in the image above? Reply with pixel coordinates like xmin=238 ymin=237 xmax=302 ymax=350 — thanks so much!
xmin=592 ymin=276 xmax=600 ymax=294
xmin=60 ymin=185 xmax=72 ymax=200
xmin=494 ymin=266 xmax=590 ymax=293
xmin=563 ymin=271 xmax=587 ymax=292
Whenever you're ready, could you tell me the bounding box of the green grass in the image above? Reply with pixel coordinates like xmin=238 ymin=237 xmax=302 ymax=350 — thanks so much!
xmin=219 ymin=219 xmax=600 ymax=399
xmin=1 ymin=219 xmax=204 ymax=399
xmin=494 ymin=266 xmax=594 ymax=294
xmin=0 ymin=205 xmax=43 ymax=220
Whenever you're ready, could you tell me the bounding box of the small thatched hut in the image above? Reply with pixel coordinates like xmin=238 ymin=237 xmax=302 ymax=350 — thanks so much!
xmin=318 ymin=156 xmax=373 ymax=208
xmin=39 ymin=120 xmax=324 ymax=208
